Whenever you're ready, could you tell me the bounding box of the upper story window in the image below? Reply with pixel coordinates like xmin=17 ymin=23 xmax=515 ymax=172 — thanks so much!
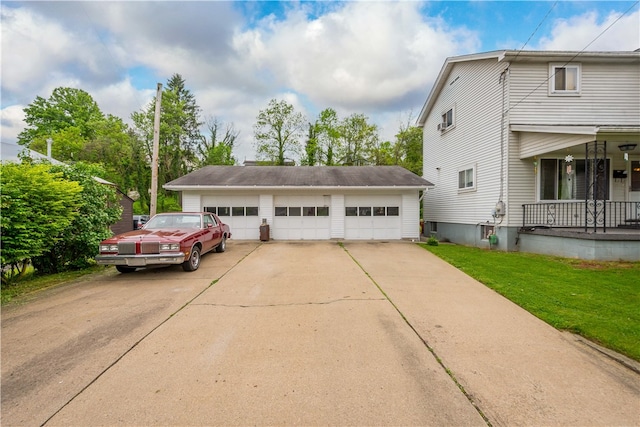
xmin=549 ymin=63 xmax=581 ymax=95
xmin=438 ymin=106 xmax=455 ymax=132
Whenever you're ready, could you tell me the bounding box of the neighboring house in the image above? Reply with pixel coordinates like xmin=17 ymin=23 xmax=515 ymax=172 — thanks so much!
xmin=1 ymin=141 xmax=64 ymax=165
xmin=164 ymin=166 xmax=433 ymax=241
xmin=93 ymin=177 xmax=135 ymax=235
xmin=417 ymin=50 xmax=640 ymax=261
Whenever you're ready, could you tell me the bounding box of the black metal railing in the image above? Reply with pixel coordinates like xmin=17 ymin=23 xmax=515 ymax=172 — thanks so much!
xmin=522 ymin=201 xmax=640 ymax=232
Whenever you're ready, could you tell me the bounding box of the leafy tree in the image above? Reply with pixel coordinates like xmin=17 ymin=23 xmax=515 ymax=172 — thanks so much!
xmin=80 ymin=115 xmax=141 ymax=191
xmin=18 ymin=87 xmax=105 ymax=160
xmin=315 ymin=108 xmax=342 ymax=166
xmin=31 ymin=162 xmax=122 ymax=273
xmin=132 ymin=74 xmax=203 ymax=206
xmin=338 ymin=113 xmax=378 ymax=165
xmin=0 ymin=163 xmax=82 ymax=280
xmin=27 ymin=126 xmax=86 ymax=162
xmin=394 ymin=115 xmax=423 ymax=176
xmin=15 ymin=87 xmax=148 ymax=201
xmin=368 ymin=140 xmax=396 ymax=166
xmin=197 ymin=116 xmax=237 ymax=166
xmin=254 ymin=99 xmax=306 ymax=165
xmin=301 ymin=122 xmax=319 ymax=166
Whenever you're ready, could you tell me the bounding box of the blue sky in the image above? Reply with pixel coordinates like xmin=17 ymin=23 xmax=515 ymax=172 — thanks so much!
xmin=1 ymin=1 xmax=639 ymax=162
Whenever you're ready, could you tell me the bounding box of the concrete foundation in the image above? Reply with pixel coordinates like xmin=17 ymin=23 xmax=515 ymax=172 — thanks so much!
xmin=425 ymin=222 xmax=640 ymax=261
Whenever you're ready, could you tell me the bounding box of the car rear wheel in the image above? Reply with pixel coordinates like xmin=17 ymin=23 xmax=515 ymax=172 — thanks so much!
xmin=182 ymin=246 xmax=201 ymax=272
xmin=215 ymin=235 xmax=227 ymax=253
xmin=116 ymin=265 xmax=136 ymax=274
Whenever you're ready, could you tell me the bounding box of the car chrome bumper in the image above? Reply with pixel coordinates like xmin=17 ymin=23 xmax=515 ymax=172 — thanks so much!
xmin=95 ymin=253 xmax=185 ymax=267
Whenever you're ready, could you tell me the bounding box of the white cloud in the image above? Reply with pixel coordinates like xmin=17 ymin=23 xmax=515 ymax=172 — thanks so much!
xmin=1 ymin=6 xmax=77 ymax=100
xmin=5 ymin=1 xmax=635 ymax=166
xmin=0 ymin=105 xmax=26 ymax=144
xmin=1 ymin=5 xmax=121 ymax=104
xmin=535 ymin=10 xmax=640 ymax=51
xmin=236 ymin=2 xmax=479 ymax=112
xmin=91 ymin=79 xmax=156 ymax=125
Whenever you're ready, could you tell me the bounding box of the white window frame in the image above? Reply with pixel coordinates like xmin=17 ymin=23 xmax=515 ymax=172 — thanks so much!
xmin=538 ymin=157 xmax=611 ymax=201
xmin=549 ymin=63 xmax=581 ymax=96
xmin=438 ymin=105 xmax=456 ymax=132
xmin=457 ymin=164 xmax=476 ymax=192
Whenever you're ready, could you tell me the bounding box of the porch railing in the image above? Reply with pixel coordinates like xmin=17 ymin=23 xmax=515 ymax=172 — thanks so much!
xmin=522 ymin=201 xmax=640 ymax=232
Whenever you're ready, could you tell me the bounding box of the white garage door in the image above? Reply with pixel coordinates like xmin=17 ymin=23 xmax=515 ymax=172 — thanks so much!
xmin=344 ymin=195 xmax=401 ymax=240
xmin=272 ymin=195 xmax=331 ymax=240
xmin=202 ymin=195 xmax=261 ymax=240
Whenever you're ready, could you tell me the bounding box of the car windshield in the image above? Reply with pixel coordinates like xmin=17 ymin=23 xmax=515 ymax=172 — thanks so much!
xmin=144 ymin=214 xmax=201 ymax=229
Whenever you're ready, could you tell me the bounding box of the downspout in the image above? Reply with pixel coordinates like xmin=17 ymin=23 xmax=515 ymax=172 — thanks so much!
xmin=495 ymin=67 xmax=509 ymax=225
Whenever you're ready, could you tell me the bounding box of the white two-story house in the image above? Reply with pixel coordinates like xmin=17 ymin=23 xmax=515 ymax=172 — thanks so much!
xmin=418 ymin=50 xmax=640 ymax=261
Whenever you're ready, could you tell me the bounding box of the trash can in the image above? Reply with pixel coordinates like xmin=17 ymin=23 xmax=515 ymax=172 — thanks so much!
xmin=259 ymin=220 xmax=270 ymax=242
xmin=488 ymin=233 xmax=498 ymax=246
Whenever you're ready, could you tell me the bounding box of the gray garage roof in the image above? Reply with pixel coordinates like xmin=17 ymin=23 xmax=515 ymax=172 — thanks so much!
xmin=164 ymin=166 xmax=433 ymax=190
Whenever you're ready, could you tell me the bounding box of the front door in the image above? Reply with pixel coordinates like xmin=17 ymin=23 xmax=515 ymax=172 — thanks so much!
xmin=630 ymin=159 xmax=640 ymax=202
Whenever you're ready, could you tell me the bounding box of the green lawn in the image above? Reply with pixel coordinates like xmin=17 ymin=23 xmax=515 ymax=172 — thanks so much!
xmin=420 ymin=243 xmax=640 ymax=362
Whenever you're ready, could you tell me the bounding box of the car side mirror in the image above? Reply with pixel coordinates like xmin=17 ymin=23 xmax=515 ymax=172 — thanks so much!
xmin=207 ymin=223 xmax=214 ymax=228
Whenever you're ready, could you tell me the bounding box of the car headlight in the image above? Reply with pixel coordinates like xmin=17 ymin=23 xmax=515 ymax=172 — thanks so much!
xmin=160 ymin=243 xmax=180 ymax=251
xmin=100 ymin=244 xmax=118 ymax=252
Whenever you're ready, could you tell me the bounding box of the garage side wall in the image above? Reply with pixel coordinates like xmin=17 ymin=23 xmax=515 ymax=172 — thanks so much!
xmin=259 ymin=194 xmax=274 ymax=239
xmin=331 ymin=194 xmax=345 ymax=239
xmin=402 ymin=191 xmax=420 ymax=240
xmin=182 ymin=192 xmax=201 ymax=211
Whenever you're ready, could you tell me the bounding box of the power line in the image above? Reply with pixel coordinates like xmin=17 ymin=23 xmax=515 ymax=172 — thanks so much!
xmin=512 ymin=1 xmax=559 ymax=62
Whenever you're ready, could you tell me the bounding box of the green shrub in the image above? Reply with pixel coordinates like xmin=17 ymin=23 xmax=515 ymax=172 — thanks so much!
xmin=426 ymin=236 xmax=439 ymax=246
xmin=31 ymin=162 xmax=122 ymax=273
xmin=0 ymin=162 xmax=82 ymax=282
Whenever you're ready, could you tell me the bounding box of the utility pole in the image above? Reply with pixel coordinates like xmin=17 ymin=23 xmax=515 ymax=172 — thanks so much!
xmin=149 ymin=83 xmax=163 ymax=217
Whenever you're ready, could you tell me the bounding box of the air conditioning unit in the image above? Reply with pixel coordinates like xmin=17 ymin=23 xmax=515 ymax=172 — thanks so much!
xmin=437 ymin=123 xmax=446 ymax=131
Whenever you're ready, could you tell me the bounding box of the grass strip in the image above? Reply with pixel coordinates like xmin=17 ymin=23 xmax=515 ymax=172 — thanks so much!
xmin=1 ymin=266 xmax=107 ymax=305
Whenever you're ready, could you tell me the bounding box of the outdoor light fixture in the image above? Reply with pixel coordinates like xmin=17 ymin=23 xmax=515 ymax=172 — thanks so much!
xmin=618 ymin=143 xmax=638 ymax=151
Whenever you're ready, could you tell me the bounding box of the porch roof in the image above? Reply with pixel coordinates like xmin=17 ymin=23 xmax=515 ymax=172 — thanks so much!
xmin=511 ymin=125 xmax=640 ymax=159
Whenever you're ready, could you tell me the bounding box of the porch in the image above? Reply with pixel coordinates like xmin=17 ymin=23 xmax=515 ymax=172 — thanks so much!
xmin=519 ymin=202 xmax=640 ymax=261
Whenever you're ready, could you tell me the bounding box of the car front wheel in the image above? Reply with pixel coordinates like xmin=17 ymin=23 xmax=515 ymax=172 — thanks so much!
xmin=182 ymin=246 xmax=201 ymax=272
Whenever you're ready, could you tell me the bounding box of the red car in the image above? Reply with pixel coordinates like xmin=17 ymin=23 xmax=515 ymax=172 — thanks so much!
xmin=96 ymin=212 xmax=231 ymax=273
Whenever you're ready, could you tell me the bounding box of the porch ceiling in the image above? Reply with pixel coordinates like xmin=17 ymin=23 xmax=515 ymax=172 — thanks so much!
xmin=512 ymin=125 xmax=640 ymax=159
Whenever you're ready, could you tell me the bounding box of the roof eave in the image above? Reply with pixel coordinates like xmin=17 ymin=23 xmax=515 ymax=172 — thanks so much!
xmin=163 ymin=185 xmax=433 ymax=191
xmin=416 ymin=50 xmax=509 ymax=126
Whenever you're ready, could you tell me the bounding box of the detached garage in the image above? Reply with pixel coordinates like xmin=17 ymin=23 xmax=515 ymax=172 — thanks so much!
xmin=164 ymin=166 xmax=433 ymax=241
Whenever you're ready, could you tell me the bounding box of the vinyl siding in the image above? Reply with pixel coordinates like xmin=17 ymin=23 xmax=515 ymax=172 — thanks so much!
xmin=182 ymin=192 xmax=201 ymax=211
xmin=330 ymin=194 xmax=345 ymax=239
xmin=259 ymin=194 xmax=274 ymax=229
xmin=519 ymin=132 xmax=599 ymax=160
xmin=506 ymin=131 xmax=534 ymax=227
xmin=110 ymin=193 xmax=134 ymax=235
xmin=423 ymin=58 xmax=505 ymax=225
xmin=401 ymin=192 xmax=420 ymax=239
xmin=509 ymin=61 xmax=640 ymax=126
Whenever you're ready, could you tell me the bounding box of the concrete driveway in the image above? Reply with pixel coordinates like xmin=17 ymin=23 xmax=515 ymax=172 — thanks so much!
xmin=2 ymin=241 xmax=638 ymax=426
